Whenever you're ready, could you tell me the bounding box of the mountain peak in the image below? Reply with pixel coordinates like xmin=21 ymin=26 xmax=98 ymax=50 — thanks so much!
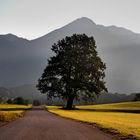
xmin=2 ymin=33 xmax=29 ymax=42
xmin=62 ymin=17 xmax=96 ymax=32
xmin=6 ymin=33 xmax=17 ymax=37
xmin=5 ymin=33 xmax=18 ymax=40
xmin=74 ymin=17 xmax=96 ymax=25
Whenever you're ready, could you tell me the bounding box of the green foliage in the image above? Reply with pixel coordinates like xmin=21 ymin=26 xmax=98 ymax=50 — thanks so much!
xmin=0 ymin=97 xmax=3 ymax=103
xmin=37 ymin=34 xmax=107 ymax=109
xmin=7 ymin=97 xmax=29 ymax=105
xmin=7 ymin=99 xmax=13 ymax=104
xmin=134 ymin=93 xmax=140 ymax=101
xmin=13 ymin=97 xmax=25 ymax=105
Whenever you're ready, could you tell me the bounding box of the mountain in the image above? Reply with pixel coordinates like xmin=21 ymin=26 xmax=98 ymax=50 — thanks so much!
xmin=0 ymin=85 xmax=47 ymax=103
xmin=96 ymin=93 xmax=136 ymax=104
xmin=0 ymin=17 xmax=140 ymax=93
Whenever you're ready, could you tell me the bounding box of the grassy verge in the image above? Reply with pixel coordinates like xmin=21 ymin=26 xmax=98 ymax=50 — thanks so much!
xmin=46 ymin=102 xmax=140 ymax=140
xmin=77 ymin=101 xmax=140 ymax=113
xmin=0 ymin=104 xmax=31 ymax=125
xmin=0 ymin=111 xmax=25 ymax=122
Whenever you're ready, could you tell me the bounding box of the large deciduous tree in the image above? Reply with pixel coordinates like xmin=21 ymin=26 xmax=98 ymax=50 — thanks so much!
xmin=37 ymin=34 xmax=107 ymax=109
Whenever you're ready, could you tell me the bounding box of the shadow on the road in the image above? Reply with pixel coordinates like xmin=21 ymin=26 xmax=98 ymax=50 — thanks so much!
xmin=73 ymin=108 xmax=140 ymax=113
xmin=59 ymin=107 xmax=140 ymax=113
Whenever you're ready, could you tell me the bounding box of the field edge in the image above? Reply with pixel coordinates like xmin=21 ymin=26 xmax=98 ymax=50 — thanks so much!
xmin=46 ymin=106 xmax=139 ymax=140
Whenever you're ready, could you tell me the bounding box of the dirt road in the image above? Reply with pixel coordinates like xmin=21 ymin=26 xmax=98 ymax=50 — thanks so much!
xmin=0 ymin=107 xmax=118 ymax=140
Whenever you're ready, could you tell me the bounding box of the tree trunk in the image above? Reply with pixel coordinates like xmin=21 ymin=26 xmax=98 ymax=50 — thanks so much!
xmin=66 ymin=95 xmax=74 ymax=110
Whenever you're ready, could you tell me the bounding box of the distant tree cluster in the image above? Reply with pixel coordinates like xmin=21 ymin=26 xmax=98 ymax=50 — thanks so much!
xmin=134 ymin=93 xmax=140 ymax=101
xmin=0 ymin=97 xmax=3 ymax=103
xmin=7 ymin=97 xmax=29 ymax=105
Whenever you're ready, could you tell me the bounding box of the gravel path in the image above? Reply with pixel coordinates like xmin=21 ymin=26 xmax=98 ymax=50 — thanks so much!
xmin=0 ymin=107 xmax=118 ymax=140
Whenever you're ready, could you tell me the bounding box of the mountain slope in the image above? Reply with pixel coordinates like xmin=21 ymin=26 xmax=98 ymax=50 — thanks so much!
xmin=0 ymin=85 xmax=47 ymax=104
xmin=0 ymin=17 xmax=140 ymax=93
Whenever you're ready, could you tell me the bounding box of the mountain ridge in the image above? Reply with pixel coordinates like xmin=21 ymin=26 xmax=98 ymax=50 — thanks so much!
xmin=0 ymin=17 xmax=140 ymax=93
xmin=1 ymin=17 xmax=138 ymax=41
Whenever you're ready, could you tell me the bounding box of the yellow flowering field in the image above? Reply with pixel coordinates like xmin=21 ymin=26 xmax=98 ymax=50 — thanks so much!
xmin=47 ymin=102 xmax=140 ymax=139
xmin=0 ymin=104 xmax=32 ymax=110
xmin=0 ymin=104 xmax=31 ymax=124
xmin=0 ymin=111 xmax=25 ymax=122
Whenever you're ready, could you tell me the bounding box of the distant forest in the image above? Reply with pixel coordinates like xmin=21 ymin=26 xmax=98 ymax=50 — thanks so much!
xmin=0 ymin=85 xmax=138 ymax=105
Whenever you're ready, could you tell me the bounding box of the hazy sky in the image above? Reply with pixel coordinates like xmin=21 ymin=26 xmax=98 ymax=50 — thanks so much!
xmin=0 ymin=0 xmax=140 ymax=39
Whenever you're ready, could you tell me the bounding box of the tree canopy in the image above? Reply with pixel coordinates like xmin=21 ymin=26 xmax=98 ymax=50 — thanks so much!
xmin=37 ymin=34 xmax=107 ymax=109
